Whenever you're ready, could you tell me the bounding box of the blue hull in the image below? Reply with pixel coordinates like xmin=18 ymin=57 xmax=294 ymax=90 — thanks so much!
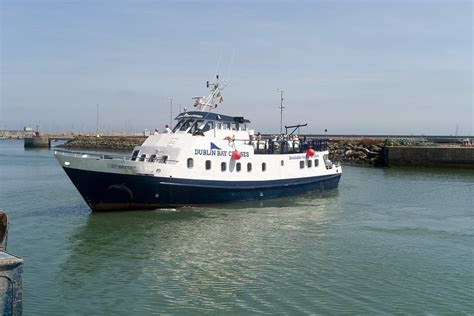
xmin=63 ymin=168 xmax=341 ymax=211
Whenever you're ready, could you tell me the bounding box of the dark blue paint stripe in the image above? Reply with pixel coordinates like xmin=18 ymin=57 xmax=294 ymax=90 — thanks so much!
xmin=62 ymin=167 xmax=341 ymax=211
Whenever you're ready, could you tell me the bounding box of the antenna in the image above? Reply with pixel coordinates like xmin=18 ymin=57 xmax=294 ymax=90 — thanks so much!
xmin=96 ymin=104 xmax=99 ymax=136
xmin=169 ymin=97 xmax=173 ymax=125
xmin=224 ymin=50 xmax=235 ymax=85
xmin=214 ymin=54 xmax=222 ymax=80
xmin=277 ymin=89 xmax=285 ymax=134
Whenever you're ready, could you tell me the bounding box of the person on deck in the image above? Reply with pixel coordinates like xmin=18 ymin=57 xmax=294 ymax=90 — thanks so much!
xmin=164 ymin=125 xmax=172 ymax=134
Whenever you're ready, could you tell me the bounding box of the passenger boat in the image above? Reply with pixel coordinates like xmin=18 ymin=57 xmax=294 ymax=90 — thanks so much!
xmin=54 ymin=77 xmax=342 ymax=211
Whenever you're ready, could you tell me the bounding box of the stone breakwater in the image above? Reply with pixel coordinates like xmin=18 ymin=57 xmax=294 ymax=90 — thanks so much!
xmin=60 ymin=136 xmax=146 ymax=151
xmin=329 ymin=139 xmax=384 ymax=166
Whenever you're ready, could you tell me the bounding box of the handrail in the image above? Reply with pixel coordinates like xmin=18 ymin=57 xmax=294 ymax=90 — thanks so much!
xmin=54 ymin=149 xmax=179 ymax=164
xmin=54 ymin=149 xmax=131 ymax=161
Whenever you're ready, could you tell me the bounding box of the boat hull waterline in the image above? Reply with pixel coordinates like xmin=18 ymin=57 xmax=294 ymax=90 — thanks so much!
xmin=63 ymin=167 xmax=341 ymax=211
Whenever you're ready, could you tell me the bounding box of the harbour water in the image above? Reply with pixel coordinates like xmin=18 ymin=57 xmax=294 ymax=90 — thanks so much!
xmin=1 ymin=140 xmax=472 ymax=314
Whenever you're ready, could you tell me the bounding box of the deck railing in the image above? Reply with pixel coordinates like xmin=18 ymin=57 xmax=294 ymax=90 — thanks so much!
xmin=54 ymin=149 xmax=131 ymax=161
xmin=250 ymin=138 xmax=329 ymax=155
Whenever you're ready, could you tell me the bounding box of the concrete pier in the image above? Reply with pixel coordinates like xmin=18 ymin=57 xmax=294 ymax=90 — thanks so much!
xmin=24 ymin=136 xmax=50 ymax=148
xmin=383 ymin=146 xmax=474 ymax=168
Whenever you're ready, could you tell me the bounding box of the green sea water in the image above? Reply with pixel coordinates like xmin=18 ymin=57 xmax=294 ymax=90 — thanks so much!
xmin=1 ymin=140 xmax=473 ymax=314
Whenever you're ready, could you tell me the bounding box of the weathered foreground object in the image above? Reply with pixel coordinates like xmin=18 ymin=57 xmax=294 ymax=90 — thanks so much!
xmin=0 ymin=212 xmax=23 ymax=316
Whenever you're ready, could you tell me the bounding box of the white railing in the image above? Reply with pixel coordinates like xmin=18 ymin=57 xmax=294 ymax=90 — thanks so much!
xmin=54 ymin=149 xmax=131 ymax=161
xmin=54 ymin=149 xmax=179 ymax=164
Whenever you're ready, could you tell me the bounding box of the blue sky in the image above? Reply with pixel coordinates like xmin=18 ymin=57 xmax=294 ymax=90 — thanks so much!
xmin=1 ymin=0 xmax=472 ymax=135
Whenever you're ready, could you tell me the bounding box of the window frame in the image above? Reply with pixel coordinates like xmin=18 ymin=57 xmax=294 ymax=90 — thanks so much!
xmin=187 ymin=158 xmax=194 ymax=169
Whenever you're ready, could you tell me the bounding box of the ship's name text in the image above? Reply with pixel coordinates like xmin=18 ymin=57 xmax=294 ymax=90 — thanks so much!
xmin=195 ymin=149 xmax=250 ymax=157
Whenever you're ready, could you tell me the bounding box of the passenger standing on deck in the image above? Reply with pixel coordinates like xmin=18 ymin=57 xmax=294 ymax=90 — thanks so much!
xmin=154 ymin=129 xmax=159 ymax=135
xmin=164 ymin=125 xmax=172 ymax=134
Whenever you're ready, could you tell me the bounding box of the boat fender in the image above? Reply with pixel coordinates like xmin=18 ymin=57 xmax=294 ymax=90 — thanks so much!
xmin=232 ymin=150 xmax=241 ymax=160
xmin=306 ymin=147 xmax=315 ymax=157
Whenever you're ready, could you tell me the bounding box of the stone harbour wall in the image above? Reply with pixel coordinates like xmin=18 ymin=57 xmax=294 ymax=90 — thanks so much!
xmin=384 ymin=146 xmax=474 ymax=168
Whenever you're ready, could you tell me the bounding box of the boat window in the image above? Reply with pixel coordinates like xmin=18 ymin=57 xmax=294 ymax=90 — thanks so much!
xmin=314 ymin=159 xmax=319 ymax=167
xmin=223 ymin=122 xmax=230 ymax=130
xmin=232 ymin=123 xmax=239 ymax=131
xmin=307 ymin=160 xmax=312 ymax=168
xmin=179 ymin=120 xmax=194 ymax=132
xmin=236 ymin=162 xmax=241 ymax=172
xmin=172 ymin=120 xmax=183 ymax=132
xmin=139 ymin=154 xmax=147 ymax=162
xmin=202 ymin=121 xmax=214 ymax=132
xmin=131 ymin=150 xmax=140 ymax=161
xmin=205 ymin=160 xmax=211 ymax=170
xmin=247 ymin=163 xmax=252 ymax=172
xmin=189 ymin=120 xmax=204 ymax=134
xmin=160 ymin=155 xmax=168 ymax=164
xmin=148 ymin=154 xmax=157 ymax=162
xmin=281 ymin=160 xmax=284 ymax=166
xmin=221 ymin=162 xmax=226 ymax=172
xmin=187 ymin=158 xmax=193 ymax=169
xmin=217 ymin=123 xmax=223 ymax=130
xmin=262 ymin=162 xmax=266 ymax=172
xmin=300 ymin=160 xmax=304 ymax=169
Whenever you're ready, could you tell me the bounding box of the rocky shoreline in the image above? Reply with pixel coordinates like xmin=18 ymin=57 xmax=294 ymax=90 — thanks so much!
xmin=329 ymin=139 xmax=384 ymax=166
xmin=60 ymin=136 xmax=384 ymax=166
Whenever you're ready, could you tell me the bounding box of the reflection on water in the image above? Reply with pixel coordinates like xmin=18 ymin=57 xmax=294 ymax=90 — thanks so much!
xmin=59 ymin=195 xmax=336 ymax=313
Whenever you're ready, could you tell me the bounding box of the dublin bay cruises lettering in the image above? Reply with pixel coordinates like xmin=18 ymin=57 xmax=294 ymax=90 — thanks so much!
xmin=194 ymin=149 xmax=250 ymax=157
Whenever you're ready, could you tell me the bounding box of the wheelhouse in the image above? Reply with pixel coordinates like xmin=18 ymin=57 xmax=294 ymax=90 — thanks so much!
xmin=172 ymin=111 xmax=251 ymax=135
